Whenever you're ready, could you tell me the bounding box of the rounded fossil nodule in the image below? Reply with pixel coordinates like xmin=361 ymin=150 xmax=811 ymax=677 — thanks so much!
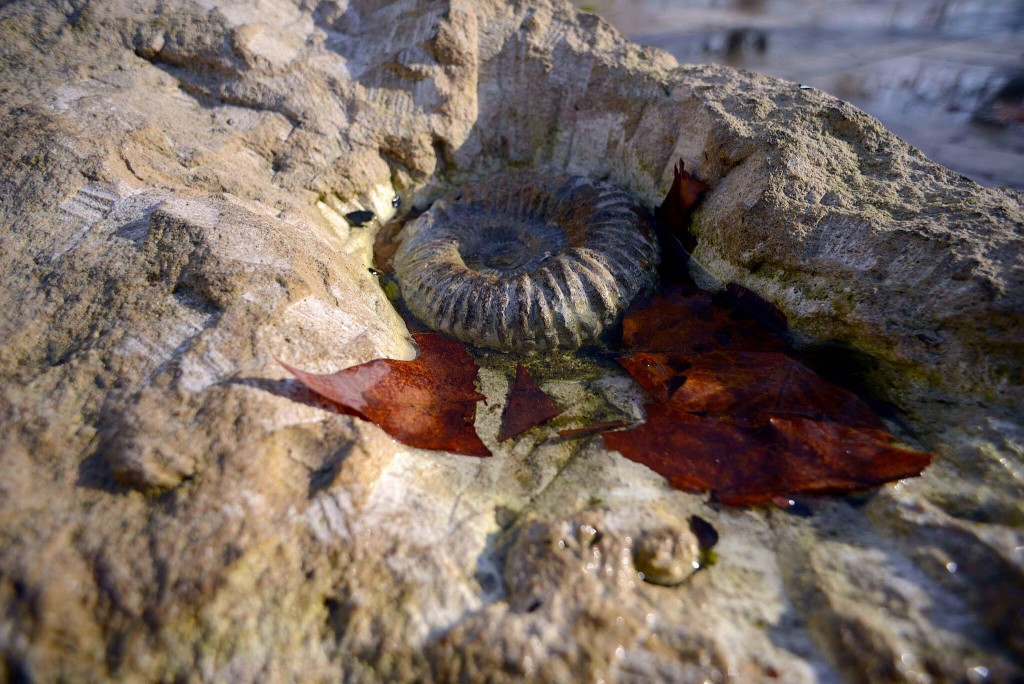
xmin=392 ymin=172 xmax=660 ymax=351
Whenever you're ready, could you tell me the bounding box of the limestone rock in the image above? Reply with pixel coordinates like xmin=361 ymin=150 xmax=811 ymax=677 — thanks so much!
xmin=1 ymin=0 xmax=1022 ymax=682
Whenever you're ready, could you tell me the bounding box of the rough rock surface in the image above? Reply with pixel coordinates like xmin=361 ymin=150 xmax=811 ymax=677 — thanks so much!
xmin=0 ymin=0 xmax=1021 ymax=682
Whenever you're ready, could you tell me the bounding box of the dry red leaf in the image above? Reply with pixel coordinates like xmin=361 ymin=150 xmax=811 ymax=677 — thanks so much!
xmin=652 ymin=160 xmax=710 ymax=282
xmin=499 ymin=364 xmax=564 ymax=441
xmin=603 ymin=405 xmax=933 ymax=505
xmin=622 ymin=286 xmax=788 ymax=354
xmin=655 ymin=160 xmax=710 ymax=245
xmin=619 ymin=350 xmax=884 ymax=429
xmin=279 ymin=333 xmax=491 ymax=456
xmin=609 ymin=278 xmax=933 ymax=504
xmin=616 ymin=353 xmax=689 ymax=402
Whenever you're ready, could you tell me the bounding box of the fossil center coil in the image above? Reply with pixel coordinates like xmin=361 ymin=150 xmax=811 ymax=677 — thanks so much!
xmin=392 ymin=172 xmax=660 ymax=352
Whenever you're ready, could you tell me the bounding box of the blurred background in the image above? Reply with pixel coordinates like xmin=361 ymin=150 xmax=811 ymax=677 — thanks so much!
xmin=572 ymin=0 xmax=1024 ymax=189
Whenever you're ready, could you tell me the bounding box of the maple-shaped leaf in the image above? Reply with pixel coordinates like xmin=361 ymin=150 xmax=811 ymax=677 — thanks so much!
xmin=619 ymin=350 xmax=884 ymax=429
xmin=498 ymin=364 xmax=564 ymax=441
xmin=279 ymin=333 xmax=491 ymax=456
xmin=622 ymin=286 xmax=788 ymax=354
xmin=609 ymin=285 xmax=933 ymax=504
xmin=603 ymin=405 xmax=933 ymax=505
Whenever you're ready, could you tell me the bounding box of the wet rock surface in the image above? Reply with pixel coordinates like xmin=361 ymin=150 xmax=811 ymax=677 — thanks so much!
xmin=633 ymin=526 xmax=701 ymax=586
xmin=0 ymin=0 xmax=1022 ymax=682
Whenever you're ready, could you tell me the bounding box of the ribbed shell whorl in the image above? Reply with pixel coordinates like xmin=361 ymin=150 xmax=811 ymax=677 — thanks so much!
xmin=393 ymin=172 xmax=660 ymax=352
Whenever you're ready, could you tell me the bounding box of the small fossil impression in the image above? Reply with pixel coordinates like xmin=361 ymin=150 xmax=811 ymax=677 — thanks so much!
xmin=393 ymin=172 xmax=660 ymax=351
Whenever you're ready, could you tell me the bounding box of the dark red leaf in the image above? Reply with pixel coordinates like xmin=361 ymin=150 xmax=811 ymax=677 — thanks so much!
xmin=653 ymin=160 xmax=710 ymax=284
xmin=621 ymin=350 xmax=885 ymax=429
xmin=654 ymin=159 xmax=710 ymax=245
xmin=279 ymin=333 xmax=491 ymax=456
xmin=617 ymin=353 xmax=689 ymax=402
xmin=556 ymin=420 xmax=630 ymax=439
xmin=498 ymin=364 xmax=564 ymax=441
xmin=762 ymin=416 xmax=933 ymax=500
xmin=622 ymin=286 xmax=788 ymax=354
xmin=610 ymin=285 xmax=934 ymax=504
xmin=603 ymin=405 xmax=933 ymax=505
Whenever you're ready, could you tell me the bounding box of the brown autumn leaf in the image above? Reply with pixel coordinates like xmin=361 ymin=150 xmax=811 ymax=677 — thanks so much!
xmin=622 ymin=285 xmax=788 ymax=354
xmin=279 ymin=332 xmax=491 ymax=456
xmin=653 ymin=159 xmax=710 ymax=284
xmin=654 ymin=159 xmax=710 ymax=246
xmin=603 ymin=405 xmax=933 ymax=505
xmin=608 ymin=274 xmax=933 ymax=504
xmin=619 ymin=350 xmax=884 ymax=429
xmin=615 ymin=352 xmax=690 ymax=403
xmin=498 ymin=365 xmax=564 ymax=441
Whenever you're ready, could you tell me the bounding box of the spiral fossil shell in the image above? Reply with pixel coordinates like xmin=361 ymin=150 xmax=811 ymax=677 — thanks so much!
xmin=393 ymin=172 xmax=660 ymax=351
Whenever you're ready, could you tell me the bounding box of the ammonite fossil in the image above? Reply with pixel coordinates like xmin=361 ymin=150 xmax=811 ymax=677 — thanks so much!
xmin=392 ymin=172 xmax=660 ymax=351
